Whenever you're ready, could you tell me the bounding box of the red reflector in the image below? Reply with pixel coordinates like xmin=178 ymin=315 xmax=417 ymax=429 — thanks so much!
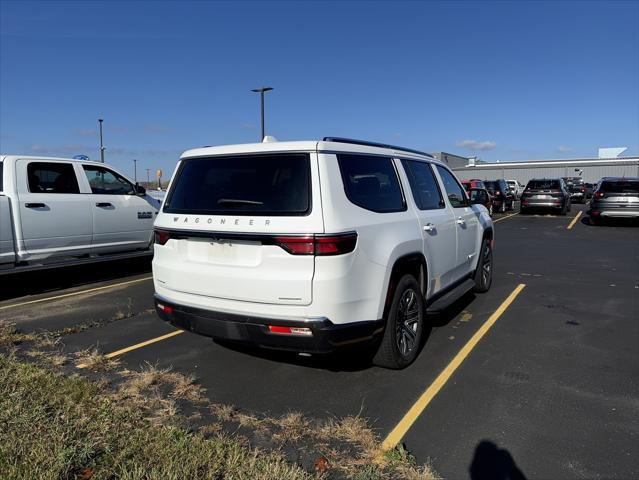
xmin=268 ymin=325 xmax=313 ymax=336
xmin=269 ymin=325 xmax=292 ymax=334
xmin=157 ymin=303 xmax=173 ymax=314
xmin=591 ymin=210 xmax=600 ymax=216
xmin=154 ymin=229 xmax=171 ymax=245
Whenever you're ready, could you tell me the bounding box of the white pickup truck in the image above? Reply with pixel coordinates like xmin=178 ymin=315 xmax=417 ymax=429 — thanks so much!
xmin=0 ymin=155 xmax=160 ymax=274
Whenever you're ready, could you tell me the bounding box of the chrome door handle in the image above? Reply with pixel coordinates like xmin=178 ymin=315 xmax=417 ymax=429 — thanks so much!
xmin=423 ymin=223 xmax=435 ymax=232
xmin=456 ymin=217 xmax=465 ymax=225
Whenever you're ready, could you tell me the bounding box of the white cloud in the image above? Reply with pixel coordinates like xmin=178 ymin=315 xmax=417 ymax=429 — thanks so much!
xmin=557 ymin=145 xmax=572 ymax=153
xmin=456 ymin=139 xmax=497 ymax=151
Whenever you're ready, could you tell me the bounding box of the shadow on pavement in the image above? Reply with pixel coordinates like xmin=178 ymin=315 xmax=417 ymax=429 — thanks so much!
xmin=469 ymin=440 xmax=527 ymax=480
xmin=211 ymin=292 xmax=475 ymax=372
xmin=581 ymin=216 xmax=639 ymax=228
xmin=0 ymin=256 xmax=152 ymax=301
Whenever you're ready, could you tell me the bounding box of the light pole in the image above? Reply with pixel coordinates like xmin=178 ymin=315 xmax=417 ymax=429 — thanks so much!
xmin=98 ymin=118 xmax=105 ymax=163
xmin=251 ymin=87 xmax=273 ymax=141
xmin=146 ymin=168 xmax=150 ymax=186
xmin=133 ymin=159 xmax=137 ymax=183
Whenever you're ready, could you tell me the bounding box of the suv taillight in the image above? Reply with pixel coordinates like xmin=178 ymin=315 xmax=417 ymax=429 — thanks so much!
xmin=154 ymin=229 xmax=171 ymax=245
xmin=275 ymin=233 xmax=357 ymax=256
xmin=594 ymin=191 xmax=605 ymax=199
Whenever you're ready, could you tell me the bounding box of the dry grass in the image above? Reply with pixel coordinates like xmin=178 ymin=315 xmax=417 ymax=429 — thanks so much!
xmin=0 ymin=319 xmax=440 ymax=479
xmin=74 ymin=347 xmax=121 ymax=371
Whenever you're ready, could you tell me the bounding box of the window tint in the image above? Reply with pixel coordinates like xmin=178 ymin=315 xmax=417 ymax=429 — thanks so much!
xmin=27 ymin=162 xmax=80 ymax=194
xmin=599 ymin=180 xmax=639 ymax=194
xmin=435 ymin=165 xmax=468 ymax=208
xmin=526 ymin=180 xmax=561 ymax=190
xmin=83 ymin=166 xmax=134 ymax=195
xmin=164 ymin=153 xmax=311 ymax=216
xmin=401 ymin=160 xmax=444 ymax=210
xmin=337 ymin=154 xmax=405 ymax=213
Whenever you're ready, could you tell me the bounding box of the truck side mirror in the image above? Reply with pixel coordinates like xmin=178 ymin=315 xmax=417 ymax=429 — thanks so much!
xmin=135 ymin=183 xmax=146 ymax=196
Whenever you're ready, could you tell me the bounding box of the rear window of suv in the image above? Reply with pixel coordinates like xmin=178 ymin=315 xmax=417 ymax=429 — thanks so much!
xmin=526 ymin=180 xmax=561 ymax=190
xmin=163 ymin=153 xmax=311 ymax=216
xmin=599 ymin=180 xmax=639 ymax=194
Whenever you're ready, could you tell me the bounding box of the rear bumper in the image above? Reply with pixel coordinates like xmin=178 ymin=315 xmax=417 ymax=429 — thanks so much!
xmin=154 ymin=294 xmax=384 ymax=354
xmin=521 ymin=199 xmax=564 ymax=208
xmin=589 ymin=202 xmax=639 ymax=218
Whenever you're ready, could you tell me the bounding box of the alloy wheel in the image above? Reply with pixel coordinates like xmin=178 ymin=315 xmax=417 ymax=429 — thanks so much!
xmin=395 ymin=289 xmax=420 ymax=357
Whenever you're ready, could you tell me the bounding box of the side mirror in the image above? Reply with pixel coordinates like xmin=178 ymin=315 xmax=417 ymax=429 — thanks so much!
xmin=135 ymin=183 xmax=146 ymax=196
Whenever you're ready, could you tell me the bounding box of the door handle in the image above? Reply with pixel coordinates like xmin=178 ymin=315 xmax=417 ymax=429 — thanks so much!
xmin=95 ymin=202 xmax=113 ymax=207
xmin=423 ymin=223 xmax=435 ymax=232
xmin=25 ymin=203 xmax=46 ymax=208
xmin=456 ymin=217 xmax=465 ymax=225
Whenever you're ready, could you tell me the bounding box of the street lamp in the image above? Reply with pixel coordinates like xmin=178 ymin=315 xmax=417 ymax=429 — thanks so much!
xmin=133 ymin=159 xmax=137 ymax=183
xmin=98 ymin=118 xmax=105 ymax=163
xmin=146 ymin=168 xmax=150 ymax=186
xmin=251 ymin=87 xmax=273 ymax=141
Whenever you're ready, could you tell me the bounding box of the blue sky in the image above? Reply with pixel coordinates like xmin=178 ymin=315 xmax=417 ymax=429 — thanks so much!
xmin=1 ymin=0 xmax=638 ymax=179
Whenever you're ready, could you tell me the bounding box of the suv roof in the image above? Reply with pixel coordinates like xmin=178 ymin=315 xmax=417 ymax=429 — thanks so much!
xmin=180 ymin=138 xmax=440 ymax=163
xmin=600 ymin=176 xmax=639 ymax=181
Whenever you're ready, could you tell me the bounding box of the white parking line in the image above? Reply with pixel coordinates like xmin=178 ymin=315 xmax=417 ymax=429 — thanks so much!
xmin=493 ymin=212 xmax=519 ymax=223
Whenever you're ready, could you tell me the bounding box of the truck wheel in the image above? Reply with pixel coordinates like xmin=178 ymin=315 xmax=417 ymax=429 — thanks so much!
xmin=373 ymin=275 xmax=425 ymax=370
xmin=473 ymin=238 xmax=493 ymax=293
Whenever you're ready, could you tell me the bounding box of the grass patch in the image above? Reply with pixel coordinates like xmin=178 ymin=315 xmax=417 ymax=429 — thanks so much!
xmin=0 ymin=320 xmax=439 ymax=479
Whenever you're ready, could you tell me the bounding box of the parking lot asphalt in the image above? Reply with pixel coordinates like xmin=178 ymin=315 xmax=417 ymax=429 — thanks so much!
xmin=1 ymin=204 xmax=637 ymax=479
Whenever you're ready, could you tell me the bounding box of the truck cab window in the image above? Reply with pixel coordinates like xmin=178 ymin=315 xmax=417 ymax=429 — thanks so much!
xmin=27 ymin=162 xmax=80 ymax=194
xmin=83 ymin=165 xmax=134 ymax=195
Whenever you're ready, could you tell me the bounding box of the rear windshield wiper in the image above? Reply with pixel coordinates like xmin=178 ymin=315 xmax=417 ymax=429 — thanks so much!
xmin=217 ymin=198 xmax=264 ymax=206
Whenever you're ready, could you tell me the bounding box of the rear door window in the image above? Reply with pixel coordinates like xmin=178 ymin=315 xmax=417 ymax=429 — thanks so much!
xmin=435 ymin=165 xmax=468 ymax=208
xmin=164 ymin=153 xmax=311 ymax=216
xmin=337 ymin=154 xmax=405 ymax=213
xmin=27 ymin=162 xmax=80 ymax=194
xmin=401 ymin=160 xmax=444 ymax=210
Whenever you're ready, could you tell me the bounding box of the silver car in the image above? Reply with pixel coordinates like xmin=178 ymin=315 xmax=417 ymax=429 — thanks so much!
xmin=589 ymin=177 xmax=639 ymax=225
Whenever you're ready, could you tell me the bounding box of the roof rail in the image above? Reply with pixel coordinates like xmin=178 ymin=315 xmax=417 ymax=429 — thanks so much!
xmin=322 ymin=137 xmax=433 ymax=158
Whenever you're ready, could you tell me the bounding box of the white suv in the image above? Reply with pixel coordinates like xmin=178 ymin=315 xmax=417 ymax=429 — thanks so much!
xmin=153 ymin=138 xmax=493 ymax=369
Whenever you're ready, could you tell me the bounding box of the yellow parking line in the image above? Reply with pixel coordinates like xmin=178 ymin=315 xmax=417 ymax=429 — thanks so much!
xmin=76 ymin=330 xmax=184 ymax=369
xmin=0 ymin=276 xmax=153 ymax=311
xmin=567 ymin=211 xmax=582 ymax=230
xmin=381 ymin=283 xmax=526 ymax=451
xmin=493 ymin=212 xmax=519 ymax=223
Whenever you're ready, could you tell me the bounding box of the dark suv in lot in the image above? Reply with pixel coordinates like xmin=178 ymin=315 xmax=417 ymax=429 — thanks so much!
xmin=520 ymin=178 xmax=571 ymax=215
xmin=562 ymin=177 xmax=587 ymax=204
xmin=483 ymin=179 xmax=515 ymax=213
xmin=588 ymin=177 xmax=639 ymax=225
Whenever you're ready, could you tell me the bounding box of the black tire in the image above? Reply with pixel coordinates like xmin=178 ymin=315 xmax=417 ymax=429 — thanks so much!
xmin=473 ymin=238 xmax=493 ymax=293
xmin=373 ymin=275 xmax=425 ymax=369
xmin=590 ymin=216 xmax=600 ymax=226
xmin=520 ymin=206 xmax=528 ymax=215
